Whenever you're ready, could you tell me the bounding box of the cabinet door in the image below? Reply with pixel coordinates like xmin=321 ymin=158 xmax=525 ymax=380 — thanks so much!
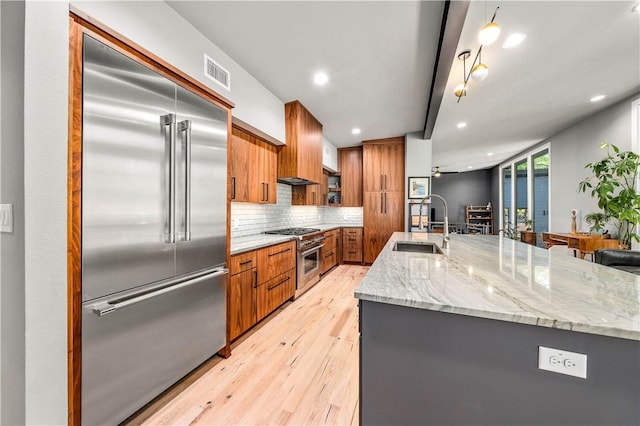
xmin=257 ymin=241 xmax=296 ymax=283
xmin=364 ymin=192 xmax=404 ymax=263
xmin=230 ymin=128 xmax=251 ymax=202
xmin=292 ymin=184 xmax=321 ymax=206
xmin=229 ymin=268 xmax=257 ymax=341
xmin=340 ymin=147 xmax=363 ymax=207
xmin=362 ymin=144 xmax=382 ymax=192
xmin=256 ymin=269 xmax=295 ymax=321
xmin=382 ymin=142 xmax=405 ymax=192
xmin=258 ymin=139 xmax=277 ymax=204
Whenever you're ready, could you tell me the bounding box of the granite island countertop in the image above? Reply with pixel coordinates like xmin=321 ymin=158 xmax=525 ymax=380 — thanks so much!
xmin=354 ymin=232 xmax=640 ymax=341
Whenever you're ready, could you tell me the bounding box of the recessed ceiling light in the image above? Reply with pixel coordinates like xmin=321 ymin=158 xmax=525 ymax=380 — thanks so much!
xmin=502 ymin=33 xmax=526 ymax=49
xmin=487 ymin=152 xmax=494 ymax=157
xmin=590 ymin=94 xmax=606 ymax=102
xmin=313 ymin=72 xmax=329 ymax=85
xmin=632 ymin=2 xmax=639 ymax=12
xmin=457 ymin=122 xmax=467 ymax=129
xmin=468 ymin=166 xmax=473 ymax=169
xmin=351 ymin=128 xmax=361 ymax=135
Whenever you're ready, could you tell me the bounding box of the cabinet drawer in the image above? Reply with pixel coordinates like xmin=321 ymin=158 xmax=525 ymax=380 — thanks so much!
xmin=321 ymin=248 xmax=337 ymax=274
xmin=343 ymin=247 xmax=362 ymax=262
xmin=256 ymin=269 xmax=295 ymax=321
xmin=230 ymin=251 xmax=257 ymax=275
xmin=257 ymin=240 xmax=296 ymax=283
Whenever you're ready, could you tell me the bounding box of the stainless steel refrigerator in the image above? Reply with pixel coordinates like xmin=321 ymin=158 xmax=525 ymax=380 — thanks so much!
xmin=81 ymin=35 xmax=228 ymax=425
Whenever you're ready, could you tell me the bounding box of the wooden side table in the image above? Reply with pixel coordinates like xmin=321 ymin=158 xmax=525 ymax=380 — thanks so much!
xmin=520 ymin=231 xmax=537 ymax=246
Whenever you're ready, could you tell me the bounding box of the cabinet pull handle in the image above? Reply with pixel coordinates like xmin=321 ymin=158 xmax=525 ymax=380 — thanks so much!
xmin=253 ymin=270 xmax=258 ymax=288
xmin=325 ymin=252 xmax=333 ymax=258
xmin=265 ymin=183 xmax=269 ymax=201
xmin=231 ymin=177 xmax=236 ymax=200
xmin=268 ymin=276 xmax=290 ymax=291
xmin=380 ymin=193 xmax=384 ymax=214
xmin=384 ymin=192 xmax=388 ymax=214
xmin=268 ymin=248 xmax=291 ymax=257
xmin=239 ymin=260 xmax=253 ymax=266
xmin=380 ymin=174 xmax=383 ymax=191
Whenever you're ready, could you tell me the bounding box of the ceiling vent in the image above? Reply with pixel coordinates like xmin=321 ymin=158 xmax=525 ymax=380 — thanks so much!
xmin=204 ymin=54 xmax=230 ymax=91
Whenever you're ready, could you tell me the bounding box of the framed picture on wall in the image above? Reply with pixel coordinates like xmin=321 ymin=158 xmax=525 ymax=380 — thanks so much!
xmin=408 ymin=177 xmax=430 ymax=199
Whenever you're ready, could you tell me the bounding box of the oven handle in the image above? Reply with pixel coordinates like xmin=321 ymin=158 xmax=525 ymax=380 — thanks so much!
xmin=301 ymin=244 xmax=325 ymax=257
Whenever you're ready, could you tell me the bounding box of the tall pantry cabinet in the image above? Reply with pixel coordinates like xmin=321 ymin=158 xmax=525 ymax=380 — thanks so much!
xmin=363 ymin=137 xmax=405 ymax=263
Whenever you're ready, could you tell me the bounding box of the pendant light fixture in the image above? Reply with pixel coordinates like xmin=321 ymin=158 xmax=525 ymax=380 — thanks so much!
xmin=432 ymin=167 xmax=441 ymax=178
xmin=454 ymin=6 xmax=500 ymax=102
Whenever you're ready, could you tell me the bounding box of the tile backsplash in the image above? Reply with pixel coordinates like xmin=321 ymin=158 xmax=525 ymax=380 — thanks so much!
xmin=231 ymin=184 xmax=363 ymax=238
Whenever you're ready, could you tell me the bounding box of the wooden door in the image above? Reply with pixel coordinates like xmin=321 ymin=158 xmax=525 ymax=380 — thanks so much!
xmin=364 ymin=191 xmax=386 ymax=263
xmin=228 ymin=268 xmax=257 ymax=341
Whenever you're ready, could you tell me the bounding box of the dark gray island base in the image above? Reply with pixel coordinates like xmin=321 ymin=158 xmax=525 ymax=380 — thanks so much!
xmin=356 ymin=232 xmax=640 ymax=426
xmin=359 ymin=300 xmax=640 ymax=425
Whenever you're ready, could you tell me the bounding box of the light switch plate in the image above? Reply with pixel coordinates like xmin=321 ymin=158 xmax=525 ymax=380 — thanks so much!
xmin=538 ymin=346 xmax=587 ymax=379
xmin=0 ymin=204 xmax=13 ymax=233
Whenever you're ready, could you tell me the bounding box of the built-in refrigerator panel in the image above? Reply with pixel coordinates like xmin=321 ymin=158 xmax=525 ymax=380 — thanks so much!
xmin=82 ymin=270 xmax=226 ymax=426
xmin=175 ymin=85 xmax=228 ymax=275
xmin=82 ymin=35 xmax=176 ymax=302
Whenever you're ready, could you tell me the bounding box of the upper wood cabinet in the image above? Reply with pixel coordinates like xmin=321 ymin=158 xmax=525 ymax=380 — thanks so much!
xmin=292 ymin=183 xmax=322 ymax=206
xmin=363 ymin=137 xmax=405 ymax=192
xmin=338 ymin=147 xmax=363 ymax=207
xmin=230 ymin=125 xmax=277 ymax=204
xmin=279 ymin=101 xmax=323 ymax=184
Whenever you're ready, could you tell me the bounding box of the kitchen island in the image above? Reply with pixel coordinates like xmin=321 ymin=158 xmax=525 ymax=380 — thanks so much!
xmin=355 ymin=232 xmax=640 ymax=425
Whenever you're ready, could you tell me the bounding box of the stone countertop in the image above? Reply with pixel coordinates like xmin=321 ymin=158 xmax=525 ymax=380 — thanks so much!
xmin=354 ymin=232 xmax=640 ymax=341
xmin=230 ymin=224 xmax=363 ymax=255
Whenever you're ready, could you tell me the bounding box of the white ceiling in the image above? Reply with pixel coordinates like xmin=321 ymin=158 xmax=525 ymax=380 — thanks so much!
xmin=167 ymin=1 xmax=640 ymax=172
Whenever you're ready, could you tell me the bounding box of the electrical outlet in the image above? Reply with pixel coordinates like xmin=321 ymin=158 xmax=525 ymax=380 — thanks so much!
xmin=0 ymin=204 xmax=13 ymax=233
xmin=538 ymin=346 xmax=587 ymax=379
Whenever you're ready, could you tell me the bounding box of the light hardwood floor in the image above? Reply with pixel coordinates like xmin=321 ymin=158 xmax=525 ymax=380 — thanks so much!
xmin=125 ymin=264 xmax=369 ymax=426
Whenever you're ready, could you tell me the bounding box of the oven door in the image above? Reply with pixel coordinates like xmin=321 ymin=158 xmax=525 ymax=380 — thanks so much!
xmin=296 ymin=244 xmax=324 ymax=297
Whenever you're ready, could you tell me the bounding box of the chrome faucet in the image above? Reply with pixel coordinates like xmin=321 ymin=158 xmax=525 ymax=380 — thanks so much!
xmin=418 ymin=194 xmax=450 ymax=249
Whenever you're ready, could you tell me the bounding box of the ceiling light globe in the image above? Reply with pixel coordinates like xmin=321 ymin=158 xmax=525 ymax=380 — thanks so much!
xmin=478 ymin=22 xmax=501 ymax=45
xmin=470 ymin=63 xmax=489 ymax=81
xmin=313 ymin=72 xmax=329 ymax=85
xmin=454 ymin=84 xmax=467 ymax=97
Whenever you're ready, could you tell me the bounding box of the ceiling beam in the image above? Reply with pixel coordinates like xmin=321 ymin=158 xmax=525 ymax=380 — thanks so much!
xmin=423 ymin=0 xmax=470 ymax=140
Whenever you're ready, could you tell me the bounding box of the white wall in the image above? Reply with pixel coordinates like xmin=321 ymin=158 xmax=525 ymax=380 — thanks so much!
xmin=322 ymin=136 xmax=338 ymax=172
xmin=550 ymin=93 xmax=640 ymax=233
xmin=23 ymin=1 xmax=69 ymax=423
xmin=72 ymin=0 xmax=286 ymax=143
xmin=0 ymin=2 xmax=26 ymax=423
xmin=405 ymin=132 xmax=432 ymax=230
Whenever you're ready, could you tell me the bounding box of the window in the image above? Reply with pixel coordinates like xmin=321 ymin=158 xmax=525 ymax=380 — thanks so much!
xmin=500 ymin=146 xmax=550 ymax=242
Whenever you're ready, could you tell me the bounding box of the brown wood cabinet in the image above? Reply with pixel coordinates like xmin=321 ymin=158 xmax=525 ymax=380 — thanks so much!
xmin=229 ymin=251 xmax=257 ymax=341
xmin=280 ymin=100 xmax=323 ymax=184
xmin=338 ymin=147 xmax=363 ymax=207
xmin=229 ymin=240 xmax=296 ymax=340
xmin=292 ymin=183 xmax=322 ymax=206
xmin=230 ymin=125 xmax=277 ymax=204
xmin=321 ymin=228 xmax=340 ymax=274
xmin=363 ymin=138 xmax=404 ymax=192
xmin=342 ymin=227 xmax=363 ymax=263
xmin=363 ymin=138 xmax=405 ymax=263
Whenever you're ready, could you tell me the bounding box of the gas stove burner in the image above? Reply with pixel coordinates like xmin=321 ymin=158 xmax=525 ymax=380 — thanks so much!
xmin=265 ymin=228 xmax=321 ymax=236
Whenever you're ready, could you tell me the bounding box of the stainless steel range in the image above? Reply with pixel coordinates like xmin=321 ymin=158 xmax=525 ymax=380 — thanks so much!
xmin=265 ymin=228 xmax=325 ymax=297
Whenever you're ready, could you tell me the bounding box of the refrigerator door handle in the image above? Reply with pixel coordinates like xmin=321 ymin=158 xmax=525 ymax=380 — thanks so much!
xmin=162 ymin=113 xmax=176 ymax=243
xmin=178 ymin=119 xmax=192 ymax=241
xmin=90 ymin=267 xmax=229 ymax=317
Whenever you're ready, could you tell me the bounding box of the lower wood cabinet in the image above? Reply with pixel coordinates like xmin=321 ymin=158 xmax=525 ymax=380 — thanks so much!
xmin=342 ymin=227 xmax=363 ymax=263
xmin=229 ymin=240 xmax=296 ymax=341
xmin=321 ymin=228 xmax=340 ymax=274
xmin=257 ymin=268 xmax=296 ymax=321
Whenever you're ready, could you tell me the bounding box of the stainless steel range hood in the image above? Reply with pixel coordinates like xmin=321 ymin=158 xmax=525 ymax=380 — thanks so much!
xmin=277 ymin=176 xmax=318 ymax=185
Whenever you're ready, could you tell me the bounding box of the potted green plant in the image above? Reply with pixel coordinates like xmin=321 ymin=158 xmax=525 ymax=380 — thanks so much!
xmin=578 ymin=143 xmax=640 ymax=248
xmin=584 ymin=212 xmax=609 ymax=233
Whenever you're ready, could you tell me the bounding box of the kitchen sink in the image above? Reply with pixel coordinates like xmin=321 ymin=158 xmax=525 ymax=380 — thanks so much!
xmin=393 ymin=241 xmax=444 ymax=254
